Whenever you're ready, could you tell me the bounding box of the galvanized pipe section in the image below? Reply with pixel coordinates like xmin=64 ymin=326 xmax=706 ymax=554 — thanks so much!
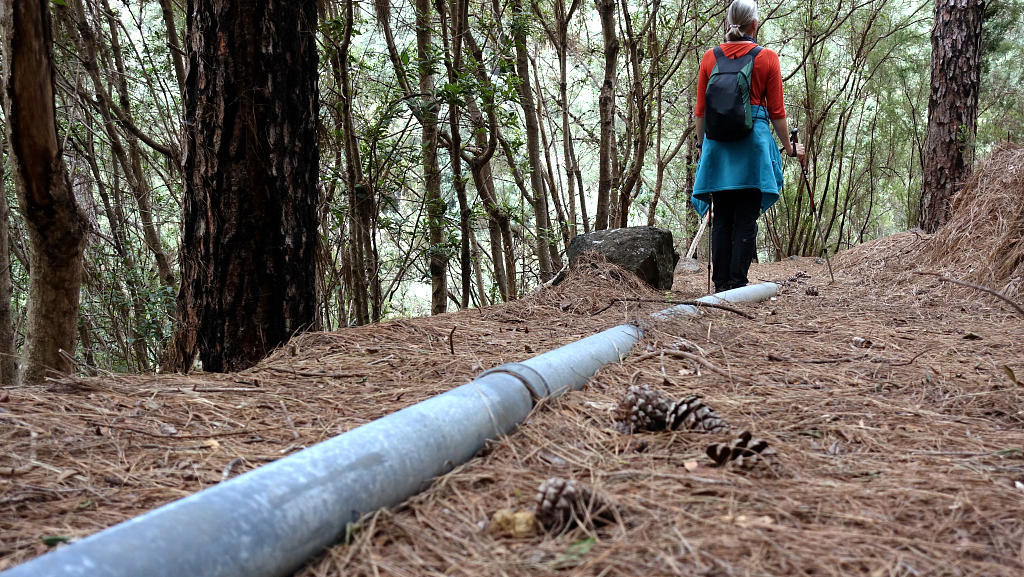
xmin=652 ymin=282 xmax=779 ymax=320
xmin=2 ymin=283 xmax=777 ymax=577
xmin=1 ymin=375 xmax=534 ymax=577
xmin=483 ymin=323 xmax=643 ymax=398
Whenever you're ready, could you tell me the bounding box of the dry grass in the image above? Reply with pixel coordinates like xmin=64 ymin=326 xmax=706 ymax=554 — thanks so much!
xmin=925 ymin=143 xmax=1024 ymax=299
xmin=836 ymin=143 xmax=1024 ymax=308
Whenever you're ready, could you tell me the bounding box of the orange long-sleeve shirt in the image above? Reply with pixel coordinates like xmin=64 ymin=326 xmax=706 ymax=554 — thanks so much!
xmin=695 ymin=42 xmax=786 ymax=120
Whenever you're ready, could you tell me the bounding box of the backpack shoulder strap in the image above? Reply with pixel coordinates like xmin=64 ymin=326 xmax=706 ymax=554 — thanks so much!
xmin=745 ymin=46 xmax=768 ymax=116
xmin=712 ymin=46 xmax=726 ymax=62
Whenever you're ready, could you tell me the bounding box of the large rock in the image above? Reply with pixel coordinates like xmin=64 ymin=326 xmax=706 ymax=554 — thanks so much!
xmin=565 ymin=226 xmax=679 ymax=290
xmin=675 ymin=257 xmax=703 ymax=274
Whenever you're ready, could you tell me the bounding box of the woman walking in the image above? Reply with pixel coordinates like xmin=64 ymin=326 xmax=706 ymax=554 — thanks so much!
xmin=692 ymin=0 xmax=805 ymax=293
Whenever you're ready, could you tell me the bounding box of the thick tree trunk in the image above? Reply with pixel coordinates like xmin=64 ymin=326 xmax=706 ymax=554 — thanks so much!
xmin=1 ymin=0 xmax=88 ymax=384
xmin=172 ymin=0 xmax=319 ymax=373
xmin=919 ymin=0 xmax=984 ymax=233
xmin=595 ymin=0 xmax=619 ymax=230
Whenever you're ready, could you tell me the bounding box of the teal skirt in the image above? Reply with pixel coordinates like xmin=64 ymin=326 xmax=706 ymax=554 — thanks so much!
xmin=691 ymin=106 xmax=783 ymax=217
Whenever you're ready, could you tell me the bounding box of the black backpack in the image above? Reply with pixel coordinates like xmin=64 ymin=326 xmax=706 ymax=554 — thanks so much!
xmin=704 ymin=45 xmax=763 ymax=141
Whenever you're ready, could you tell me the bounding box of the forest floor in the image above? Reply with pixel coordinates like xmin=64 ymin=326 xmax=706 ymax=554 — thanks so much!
xmin=2 ymin=237 xmax=1023 ymax=575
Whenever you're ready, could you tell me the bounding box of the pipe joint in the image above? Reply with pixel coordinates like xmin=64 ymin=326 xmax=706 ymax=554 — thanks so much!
xmin=478 ymin=362 xmax=553 ymax=400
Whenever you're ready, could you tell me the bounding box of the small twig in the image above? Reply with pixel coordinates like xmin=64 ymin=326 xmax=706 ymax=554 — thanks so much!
xmin=261 ymin=366 xmax=367 ymax=379
xmin=767 ymin=349 xmax=930 ymax=367
xmin=190 ymin=387 xmax=262 ymax=393
xmin=87 ymin=421 xmax=280 ymax=439
xmin=633 ymin=350 xmax=745 ymax=383
xmin=0 ymin=464 xmax=36 ymax=477
xmin=908 ymin=450 xmax=1003 ymax=457
xmin=448 ymin=325 xmax=456 ymax=355
xmin=280 ymin=401 xmax=300 ymax=440
xmin=135 ymin=443 xmax=220 ymax=451
xmin=767 ymin=354 xmax=867 ymax=364
xmin=914 ymin=271 xmax=1024 ymax=317
xmin=882 ymin=348 xmax=932 ymax=367
xmin=595 ymin=298 xmax=755 ymax=319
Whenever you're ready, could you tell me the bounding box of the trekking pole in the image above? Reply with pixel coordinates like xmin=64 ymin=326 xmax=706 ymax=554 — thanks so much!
xmin=790 ymin=128 xmax=835 ymax=283
xmin=707 ymin=198 xmax=713 ymax=294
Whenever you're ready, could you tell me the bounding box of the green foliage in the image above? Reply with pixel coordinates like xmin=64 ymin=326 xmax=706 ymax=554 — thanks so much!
xmin=978 ymin=0 xmax=1024 ymax=148
xmin=6 ymin=0 xmax=1019 ymax=373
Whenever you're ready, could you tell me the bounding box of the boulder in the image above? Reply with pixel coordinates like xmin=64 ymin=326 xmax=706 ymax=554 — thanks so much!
xmin=675 ymin=257 xmax=703 ymax=274
xmin=566 ymin=226 xmax=679 ymax=290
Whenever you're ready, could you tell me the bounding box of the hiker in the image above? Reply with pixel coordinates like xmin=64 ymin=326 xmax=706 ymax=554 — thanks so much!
xmin=691 ymin=0 xmax=805 ymax=293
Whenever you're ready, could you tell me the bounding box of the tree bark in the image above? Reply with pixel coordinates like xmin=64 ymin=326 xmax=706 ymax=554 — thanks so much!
xmin=465 ymin=99 xmax=517 ymax=301
xmin=415 ymin=0 xmax=448 ymax=313
xmin=616 ymin=0 xmax=655 ymax=228
xmin=511 ymin=0 xmax=554 ymax=281
xmin=334 ymin=0 xmax=376 ymax=325
xmin=595 ymin=0 xmax=619 ymax=230
xmin=530 ymin=54 xmax=570 ymax=254
xmin=0 ymin=139 xmax=18 ymax=384
xmin=439 ymin=0 xmax=473 ymax=309
xmin=1 ymin=0 xmax=88 ymax=384
xmin=553 ymin=0 xmax=588 ymax=235
xmin=461 ymin=28 xmax=516 ymax=300
xmin=919 ymin=0 xmax=984 ymax=233
xmin=171 ymin=0 xmax=319 ymax=373
xmin=158 ymin=0 xmax=187 ymax=95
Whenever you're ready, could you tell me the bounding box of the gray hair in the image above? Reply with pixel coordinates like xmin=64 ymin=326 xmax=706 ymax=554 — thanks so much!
xmin=725 ymin=0 xmax=760 ymax=41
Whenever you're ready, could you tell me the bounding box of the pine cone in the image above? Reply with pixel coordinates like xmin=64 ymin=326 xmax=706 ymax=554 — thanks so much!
xmin=534 ymin=477 xmax=616 ymax=532
xmin=706 ymin=430 xmax=775 ymax=468
xmin=666 ymin=395 xmax=729 ymax=433
xmin=612 ymin=385 xmax=670 ymax=433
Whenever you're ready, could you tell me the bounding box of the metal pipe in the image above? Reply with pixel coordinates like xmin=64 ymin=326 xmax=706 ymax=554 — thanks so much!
xmin=2 ymin=374 xmax=535 ymax=577
xmin=2 ymin=283 xmax=777 ymax=577
xmin=653 ymin=282 xmax=779 ymax=320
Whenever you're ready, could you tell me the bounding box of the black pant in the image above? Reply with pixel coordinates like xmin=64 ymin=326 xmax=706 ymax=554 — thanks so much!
xmin=710 ymin=189 xmax=761 ymax=293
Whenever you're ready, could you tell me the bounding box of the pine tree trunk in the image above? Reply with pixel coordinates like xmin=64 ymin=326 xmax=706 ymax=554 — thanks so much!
xmin=919 ymin=0 xmax=984 ymax=233
xmin=172 ymin=0 xmax=319 ymax=373
xmin=1 ymin=0 xmax=88 ymax=384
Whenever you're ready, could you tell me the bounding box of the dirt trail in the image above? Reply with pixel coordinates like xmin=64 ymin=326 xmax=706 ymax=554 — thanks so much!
xmin=291 ymin=250 xmax=1023 ymax=577
xmin=2 ymin=246 xmax=1022 ymax=575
